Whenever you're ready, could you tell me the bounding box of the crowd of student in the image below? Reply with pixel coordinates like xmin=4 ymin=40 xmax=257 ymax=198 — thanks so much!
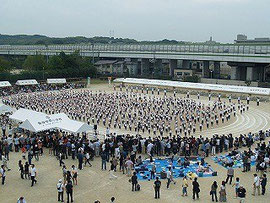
xmin=0 ymin=83 xmax=85 ymax=97
xmin=2 ymin=87 xmax=249 ymax=138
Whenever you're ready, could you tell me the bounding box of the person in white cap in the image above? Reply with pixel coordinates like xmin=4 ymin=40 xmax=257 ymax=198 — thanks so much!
xmin=57 ymin=179 xmax=64 ymax=202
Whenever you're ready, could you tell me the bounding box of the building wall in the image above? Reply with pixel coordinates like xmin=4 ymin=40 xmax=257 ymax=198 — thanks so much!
xmin=174 ymin=69 xmax=193 ymax=79
xmin=201 ymin=78 xmax=258 ymax=87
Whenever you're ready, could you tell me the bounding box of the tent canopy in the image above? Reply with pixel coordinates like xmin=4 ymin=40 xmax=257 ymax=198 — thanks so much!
xmin=114 ymin=78 xmax=270 ymax=96
xmin=0 ymin=81 xmax=11 ymax=88
xmin=47 ymin=78 xmax=66 ymax=84
xmin=0 ymin=104 xmax=14 ymax=115
xmin=9 ymin=108 xmax=47 ymax=123
xmin=13 ymin=109 xmax=93 ymax=133
xmin=15 ymin=79 xmax=38 ymax=86
xmin=57 ymin=117 xmax=93 ymax=133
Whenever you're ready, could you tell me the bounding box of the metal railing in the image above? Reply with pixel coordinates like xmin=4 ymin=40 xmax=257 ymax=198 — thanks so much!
xmin=1 ymin=44 xmax=270 ymax=55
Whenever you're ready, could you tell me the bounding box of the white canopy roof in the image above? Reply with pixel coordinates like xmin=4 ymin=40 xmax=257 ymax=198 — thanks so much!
xmin=9 ymin=108 xmax=47 ymax=122
xmin=15 ymin=79 xmax=38 ymax=86
xmin=11 ymin=109 xmax=93 ymax=133
xmin=47 ymin=78 xmax=66 ymax=84
xmin=0 ymin=104 xmax=14 ymax=115
xmin=19 ymin=113 xmax=66 ymax=133
xmin=114 ymin=78 xmax=270 ymax=96
xmin=0 ymin=81 xmax=11 ymax=88
xmin=56 ymin=114 xmax=93 ymax=133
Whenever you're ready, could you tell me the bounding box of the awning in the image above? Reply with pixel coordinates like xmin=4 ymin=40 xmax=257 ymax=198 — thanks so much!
xmin=0 ymin=81 xmax=11 ymax=88
xmin=47 ymin=78 xmax=66 ymax=84
xmin=0 ymin=104 xmax=14 ymax=115
xmin=15 ymin=79 xmax=38 ymax=86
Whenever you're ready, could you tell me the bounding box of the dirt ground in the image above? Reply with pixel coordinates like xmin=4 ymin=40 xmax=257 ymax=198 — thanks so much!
xmin=1 ymin=83 xmax=270 ymax=203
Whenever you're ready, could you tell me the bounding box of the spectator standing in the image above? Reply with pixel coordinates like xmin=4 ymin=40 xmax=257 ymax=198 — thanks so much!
xmin=153 ymin=177 xmax=161 ymax=199
xmin=192 ymin=177 xmax=200 ymax=200
xmin=252 ymin=174 xmax=260 ymax=196
xmin=261 ymin=174 xmax=267 ymax=195
xmin=219 ymin=181 xmax=227 ymax=202
xmin=65 ymin=180 xmax=73 ymax=203
xmin=30 ymin=164 xmax=37 ymax=187
xmin=237 ymin=185 xmax=246 ymax=203
xmin=57 ymin=179 xmax=64 ymax=202
xmin=225 ymin=166 xmax=234 ymax=184
xmin=232 ymin=177 xmax=240 ymax=198
xmin=131 ymin=172 xmax=138 ymax=191
xmin=210 ymin=181 xmax=218 ymax=202
xmin=0 ymin=164 xmax=6 ymax=185
xmin=181 ymin=176 xmax=188 ymax=197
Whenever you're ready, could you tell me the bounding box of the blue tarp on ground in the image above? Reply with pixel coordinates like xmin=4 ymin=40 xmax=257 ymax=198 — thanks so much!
xmin=135 ymin=157 xmax=215 ymax=181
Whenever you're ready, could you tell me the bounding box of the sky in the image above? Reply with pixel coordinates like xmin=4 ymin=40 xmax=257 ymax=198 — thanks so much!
xmin=0 ymin=0 xmax=269 ymax=43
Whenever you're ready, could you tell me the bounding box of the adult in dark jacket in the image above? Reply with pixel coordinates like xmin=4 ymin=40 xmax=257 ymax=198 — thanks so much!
xmin=153 ymin=177 xmax=161 ymax=199
xmin=66 ymin=181 xmax=73 ymax=203
xmin=237 ymin=185 xmax=246 ymax=202
xmin=261 ymin=174 xmax=267 ymax=195
xmin=131 ymin=172 xmax=138 ymax=191
xmin=77 ymin=152 xmax=83 ymax=170
xmin=192 ymin=177 xmax=200 ymax=200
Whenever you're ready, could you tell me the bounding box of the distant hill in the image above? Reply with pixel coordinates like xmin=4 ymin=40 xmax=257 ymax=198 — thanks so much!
xmin=0 ymin=34 xmax=194 ymax=45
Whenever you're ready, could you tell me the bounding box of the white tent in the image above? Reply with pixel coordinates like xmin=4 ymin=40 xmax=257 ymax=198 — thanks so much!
xmin=15 ymin=79 xmax=38 ymax=86
xmin=57 ymin=118 xmax=93 ymax=133
xmin=0 ymin=81 xmax=11 ymax=88
xmin=47 ymin=78 xmax=66 ymax=84
xmin=9 ymin=108 xmax=47 ymax=123
xmin=16 ymin=110 xmax=93 ymax=133
xmin=114 ymin=78 xmax=270 ymax=96
xmin=19 ymin=113 xmax=67 ymax=133
xmin=0 ymin=104 xmax=13 ymax=115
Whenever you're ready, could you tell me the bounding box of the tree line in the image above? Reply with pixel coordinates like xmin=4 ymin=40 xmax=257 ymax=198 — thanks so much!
xmin=0 ymin=51 xmax=96 ymax=82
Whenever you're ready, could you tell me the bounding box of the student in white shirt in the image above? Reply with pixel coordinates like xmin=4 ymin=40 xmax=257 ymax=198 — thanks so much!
xmin=166 ymin=168 xmax=172 ymax=189
xmin=57 ymin=179 xmax=64 ymax=202
xmin=30 ymin=164 xmax=37 ymax=187
xmin=0 ymin=164 xmax=6 ymax=185
xmin=252 ymin=174 xmax=260 ymax=196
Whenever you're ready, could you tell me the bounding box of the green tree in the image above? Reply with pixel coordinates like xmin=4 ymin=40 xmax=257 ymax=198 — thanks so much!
xmin=23 ymin=55 xmax=46 ymax=71
xmin=48 ymin=55 xmax=65 ymax=69
xmin=0 ymin=56 xmax=12 ymax=72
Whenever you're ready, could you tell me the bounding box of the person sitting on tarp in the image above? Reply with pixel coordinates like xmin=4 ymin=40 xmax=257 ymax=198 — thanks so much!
xmin=177 ymin=158 xmax=182 ymax=166
xmin=201 ymin=158 xmax=205 ymax=166
xmin=228 ymin=150 xmax=238 ymax=157
xmin=135 ymin=156 xmax=143 ymax=166
xmin=183 ymin=158 xmax=190 ymax=168
xmin=197 ymin=163 xmax=205 ymax=172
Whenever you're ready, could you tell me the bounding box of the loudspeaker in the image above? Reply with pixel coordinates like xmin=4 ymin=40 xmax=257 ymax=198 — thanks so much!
xmin=94 ymin=125 xmax=97 ymax=130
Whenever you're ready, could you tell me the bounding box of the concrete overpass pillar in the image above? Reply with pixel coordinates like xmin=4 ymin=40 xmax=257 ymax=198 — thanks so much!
xmin=246 ymin=67 xmax=254 ymax=81
xmin=153 ymin=59 xmax=163 ymax=76
xmin=169 ymin=59 xmax=177 ymax=76
xmin=202 ymin=61 xmax=210 ymax=78
xmin=231 ymin=66 xmax=240 ymax=80
xmin=214 ymin=62 xmax=221 ymax=79
xmin=141 ymin=58 xmax=150 ymax=76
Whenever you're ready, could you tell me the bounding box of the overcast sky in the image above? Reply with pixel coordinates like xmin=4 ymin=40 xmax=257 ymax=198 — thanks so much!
xmin=0 ymin=0 xmax=269 ymax=42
